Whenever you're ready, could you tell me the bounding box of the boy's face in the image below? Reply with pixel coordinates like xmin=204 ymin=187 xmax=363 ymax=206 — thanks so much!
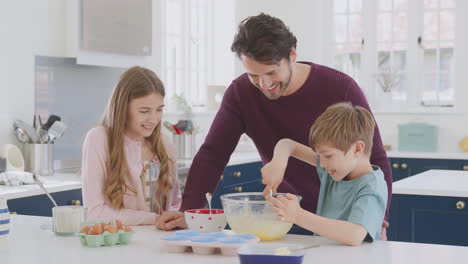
xmin=316 ymin=143 xmax=359 ymax=181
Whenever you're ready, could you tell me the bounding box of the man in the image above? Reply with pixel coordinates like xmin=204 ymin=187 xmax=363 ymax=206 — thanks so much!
xmin=157 ymin=13 xmax=392 ymax=236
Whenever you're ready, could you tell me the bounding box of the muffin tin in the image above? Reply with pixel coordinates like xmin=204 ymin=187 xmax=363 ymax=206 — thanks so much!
xmin=79 ymin=221 xmax=134 ymax=247
xmin=161 ymin=230 xmax=259 ymax=256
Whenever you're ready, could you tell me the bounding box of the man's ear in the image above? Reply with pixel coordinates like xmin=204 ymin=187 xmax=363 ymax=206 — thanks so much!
xmin=289 ymin=48 xmax=297 ymax=62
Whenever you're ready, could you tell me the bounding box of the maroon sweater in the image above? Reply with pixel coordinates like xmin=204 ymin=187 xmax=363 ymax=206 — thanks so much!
xmin=181 ymin=62 xmax=392 ymax=219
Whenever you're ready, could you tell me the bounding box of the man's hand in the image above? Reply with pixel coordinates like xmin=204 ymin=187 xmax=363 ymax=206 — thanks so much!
xmin=261 ymin=159 xmax=287 ymax=196
xmin=155 ymin=211 xmax=187 ymax=230
xmin=381 ymin=220 xmax=389 ymax=240
xmin=268 ymin=193 xmax=302 ymax=223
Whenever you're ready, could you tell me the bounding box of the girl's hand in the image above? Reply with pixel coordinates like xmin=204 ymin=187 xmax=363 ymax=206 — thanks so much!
xmin=268 ymin=193 xmax=302 ymax=223
xmin=261 ymin=159 xmax=287 ymax=196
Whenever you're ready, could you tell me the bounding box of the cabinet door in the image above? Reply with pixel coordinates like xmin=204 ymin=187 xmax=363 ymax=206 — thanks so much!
xmin=211 ymin=162 xmax=263 ymax=209
xmin=390 ymin=194 xmax=468 ymax=246
xmin=7 ymin=189 xmax=83 ymax=217
xmin=81 ymin=0 xmax=152 ymax=56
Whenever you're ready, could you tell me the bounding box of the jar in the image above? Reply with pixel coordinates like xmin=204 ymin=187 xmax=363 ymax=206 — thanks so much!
xmin=0 ymin=197 xmax=10 ymax=239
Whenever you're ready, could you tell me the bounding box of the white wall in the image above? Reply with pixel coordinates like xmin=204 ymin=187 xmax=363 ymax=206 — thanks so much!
xmin=233 ymin=0 xmax=468 ymax=153
xmin=234 ymin=0 xmax=325 ymax=76
xmin=0 ymin=0 xmax=67 ymax=150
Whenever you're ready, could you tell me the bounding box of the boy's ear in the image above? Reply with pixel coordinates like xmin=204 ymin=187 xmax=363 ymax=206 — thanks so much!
xmin=354 ymin=141 xmax=366 ymax=155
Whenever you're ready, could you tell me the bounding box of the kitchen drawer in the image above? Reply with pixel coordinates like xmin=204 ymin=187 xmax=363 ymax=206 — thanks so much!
xmin=7 ymin=189 xmax=83 ymax=216
xmin=390 ymin=158 xmax=466 ymax=182
xmin=388 ymin=194 xmax=468 ymax=246
xmin=221 ymin=162 xmax=263 ymax=186
xmin=222 ymin=179 xmax=265 ymax=194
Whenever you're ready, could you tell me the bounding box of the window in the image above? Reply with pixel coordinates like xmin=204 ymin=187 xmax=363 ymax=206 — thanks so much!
xmin=420 ymin=0 xmax=456 ymax=106
xmin=160 ymin=0 xmax=214 ymax=106
xmin=332 ymin=0 xmax=363 ymax=83
xmin=326 ymin=0 xmax=456 ymax=111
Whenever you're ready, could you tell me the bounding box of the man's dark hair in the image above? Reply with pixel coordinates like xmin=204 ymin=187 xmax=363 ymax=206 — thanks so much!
xmin=231 ymin=13 xmax=297 ymax=64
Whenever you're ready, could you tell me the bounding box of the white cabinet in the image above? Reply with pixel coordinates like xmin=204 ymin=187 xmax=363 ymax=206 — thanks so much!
xmin=65 ymin=0 xmax=153 ymax=68
xmin=81 ymin=0 xmax=152 ymax=56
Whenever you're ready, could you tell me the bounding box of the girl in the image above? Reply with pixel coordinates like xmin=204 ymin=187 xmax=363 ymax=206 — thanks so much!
xmin=82 ymin=66 xmax=181 ymax=225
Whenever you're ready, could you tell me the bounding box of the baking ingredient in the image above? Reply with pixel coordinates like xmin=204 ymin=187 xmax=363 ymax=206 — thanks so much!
xmin=274 ymin=247 xmax=291 ymax=256
xmin=227 ymin=215 xmax=292 ymax=241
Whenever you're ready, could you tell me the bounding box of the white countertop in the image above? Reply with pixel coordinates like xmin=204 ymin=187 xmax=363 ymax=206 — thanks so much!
xmin=393 ymin=170 xmax=468 ymax=197
xmin=177 ymin=151 xmax=261 ymax=171
xmin=387 ymin=151 xmax=468 ymax=160
xmin=0 ymin=152 xmax=262 ymax=200
xmin=1 ymin=215 xmax=468 ymax=264
xmin=0 ymin=174 xmax=81 ymax=200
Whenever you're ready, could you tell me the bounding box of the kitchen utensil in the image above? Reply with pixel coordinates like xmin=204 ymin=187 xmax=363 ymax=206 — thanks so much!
xmin=42 ymin=115 xmax=61 ymax=131
xmin=0 ymin=197 xmax=9 ymax=239
xmin=184 ymin=209 xmax=227 ymax=233
xmin=237 ymin=244 xmax=306 ymax=264
xmin=13 ymin=119 xmax=38 ymax=143
xmin=206 ymin=192 xmax=213 ymax=216
xmin=221 ymin=192 xmax=302 ymax=241
xmin=163 ymin=121 xmax=177 ymax=134
xmin=53 ymin=206 xmax=87 ymax=236
xmin=48 ymin=121 xmax=67 ymax=143
xmin=33 ymin=173 xmax=58 ymax=207
xmin=14 ymin=127 xmax=29 ymax=143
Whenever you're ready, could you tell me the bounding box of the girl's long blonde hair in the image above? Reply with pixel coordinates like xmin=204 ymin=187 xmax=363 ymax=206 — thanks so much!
xmin=102 ymin=66 xmax=173 ymax=211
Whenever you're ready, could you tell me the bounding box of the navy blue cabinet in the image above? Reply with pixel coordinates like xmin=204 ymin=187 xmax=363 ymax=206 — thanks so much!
xmin=212 ymin=162 xmax=263 ymax=209
xmin=388 ymin=194 xmax=468 ymax=246
xmin=7 ymin=189 xmax=83 ymax=216
xmin=389 ymin=158 xmax=468 ymax=182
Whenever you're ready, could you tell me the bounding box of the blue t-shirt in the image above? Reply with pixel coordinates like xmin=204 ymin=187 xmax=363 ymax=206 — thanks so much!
xmin=315 ymin=157 xmax=388 ymax=241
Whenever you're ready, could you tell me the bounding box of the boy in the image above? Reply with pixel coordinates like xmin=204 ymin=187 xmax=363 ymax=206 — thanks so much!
xmin=263 ymin=102 xmax=388 ymax=246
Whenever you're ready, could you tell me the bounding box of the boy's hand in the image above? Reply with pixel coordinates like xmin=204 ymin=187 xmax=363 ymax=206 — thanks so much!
xmin=261 ymin=159 xmax=287 ymax=196
xmin=268 ymin=193 xmax=302 ymax=223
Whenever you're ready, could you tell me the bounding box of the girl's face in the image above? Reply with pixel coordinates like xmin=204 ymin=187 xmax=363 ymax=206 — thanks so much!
xmin=125 ymin=92 xmax=164 ymax=141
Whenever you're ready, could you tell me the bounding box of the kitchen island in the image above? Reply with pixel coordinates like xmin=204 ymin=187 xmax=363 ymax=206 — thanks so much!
xmin=389 ymin=170 xmax=468 ymax=246
xmin=1 ymin=215 xmax=468 ymax=264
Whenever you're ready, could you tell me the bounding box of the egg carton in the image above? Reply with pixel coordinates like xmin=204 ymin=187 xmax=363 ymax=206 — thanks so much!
xmin=79 ymin=221 xmax=134 ymax=247
xmin=161 ymin=230 xmax=260 ymax=256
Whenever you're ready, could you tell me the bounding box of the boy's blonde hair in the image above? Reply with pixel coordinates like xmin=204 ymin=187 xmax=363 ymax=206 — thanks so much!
xmin=309 ymin=102 xmax=375 ymax=154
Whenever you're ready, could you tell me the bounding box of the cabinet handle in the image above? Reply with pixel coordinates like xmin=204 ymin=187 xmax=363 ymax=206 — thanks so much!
xmin=234 ymin=186 xmax=243 ymax=192
xmin=456 ymin=201 xmax=465 ymax=210
xmin=220 ymin=175 xmax=224 ymax=181
xmin=233 ymin=171 xmax=241 ymax=178
xmin=71 ymin=200 xmax=81 ymax=206
xmin=463 ymin=165 xmax=468 ymax=171
xmin=392 ymin=163 xmax=399 ymax=169
xmin=10 ymin=211 xmax=17 ymax=214
xmin=401 ymin=163 xmax=408 ymax=169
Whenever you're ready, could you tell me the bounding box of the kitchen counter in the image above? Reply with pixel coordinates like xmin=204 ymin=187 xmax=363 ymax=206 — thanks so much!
xmin=1 ymin=215 xmax=468 ymax=264
xmin=0 ymin=174 xmax=81 ymax=200
xmin=393 ymin=169 xmax=468 ymax=197
xmin=0 ymin=151 xmax=262 ymax=200
xmin=387 ymin=151 xmax=468 ymax=160
xmin=176 ymin=151 xmax=261 ymax=175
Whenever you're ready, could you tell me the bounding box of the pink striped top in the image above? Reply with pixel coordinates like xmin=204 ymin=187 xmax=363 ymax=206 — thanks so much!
xmin=81 ymin=126 xmax=181 ymax=225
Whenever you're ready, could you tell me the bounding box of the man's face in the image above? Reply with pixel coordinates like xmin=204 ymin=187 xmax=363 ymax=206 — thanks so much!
xmin=241 ymin=55 xmax=293 ymax=100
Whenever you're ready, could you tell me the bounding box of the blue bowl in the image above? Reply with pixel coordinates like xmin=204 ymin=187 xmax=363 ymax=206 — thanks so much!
xmin=237 ymin=244 xmax=305 ymax=264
